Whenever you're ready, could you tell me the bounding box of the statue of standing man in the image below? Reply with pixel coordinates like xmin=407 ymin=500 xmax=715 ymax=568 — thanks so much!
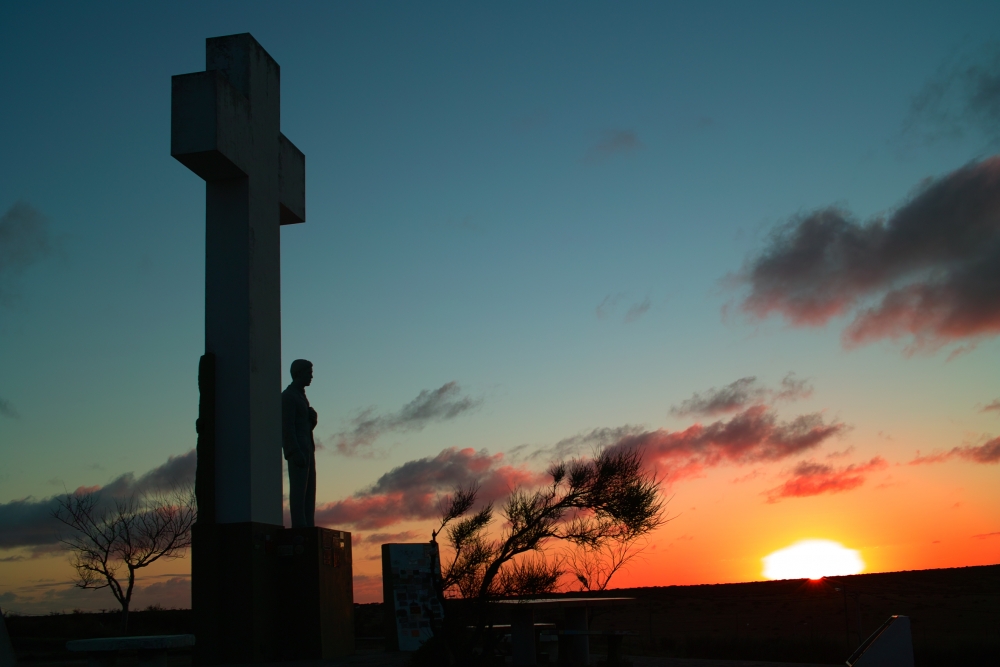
xmin=282 ymin=359 xmax=317 ymax=527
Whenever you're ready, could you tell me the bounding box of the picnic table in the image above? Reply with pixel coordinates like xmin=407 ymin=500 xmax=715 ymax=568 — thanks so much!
xmin=495 ymin=596 xmax=634 ymax=666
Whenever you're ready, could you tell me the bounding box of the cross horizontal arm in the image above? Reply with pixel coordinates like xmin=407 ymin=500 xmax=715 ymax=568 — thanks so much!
xmin=171 ymin=71 xmax=252 ymax=181
xmin=279 ymin=134 xmax=305 ymax=225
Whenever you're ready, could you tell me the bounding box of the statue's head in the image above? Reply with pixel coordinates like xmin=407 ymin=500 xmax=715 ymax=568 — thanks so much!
xmin=290 ymin=359 xmax=313 ymax=386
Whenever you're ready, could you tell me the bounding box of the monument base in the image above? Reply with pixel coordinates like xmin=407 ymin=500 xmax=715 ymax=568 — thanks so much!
xmin=275 ymin=527 xmax=355 ymax=660
xmin=192 ymin=521 xmax=283 ymax=665
xmin=193 ymin=524 xmax=355 ymax=664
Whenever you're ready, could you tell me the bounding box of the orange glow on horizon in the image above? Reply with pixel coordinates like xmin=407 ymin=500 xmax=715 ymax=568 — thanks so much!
xmin=762 ymin=540 xmax=865 ymax=580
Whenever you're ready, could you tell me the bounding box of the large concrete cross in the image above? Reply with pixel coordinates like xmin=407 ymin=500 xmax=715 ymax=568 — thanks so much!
xmin=172 ymin=34 xmax=304 ymax=526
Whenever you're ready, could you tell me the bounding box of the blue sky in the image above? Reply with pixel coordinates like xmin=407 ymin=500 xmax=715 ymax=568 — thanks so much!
xmin=2 ymin=2 xmax=999 ymax=610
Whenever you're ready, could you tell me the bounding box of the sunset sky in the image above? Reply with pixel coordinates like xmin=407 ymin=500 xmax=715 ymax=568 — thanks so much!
xmin=1 ymin=2 xmax=998 ymax=613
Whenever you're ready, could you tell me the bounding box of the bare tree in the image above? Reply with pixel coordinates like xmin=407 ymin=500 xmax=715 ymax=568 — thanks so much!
xmin=569 ymin=514 xmax=669 ymax=592
xmin=53 ymin=488 xmax=196 ymax=632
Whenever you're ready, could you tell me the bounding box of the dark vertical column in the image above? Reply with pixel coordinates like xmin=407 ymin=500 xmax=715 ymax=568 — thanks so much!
xmin=381 ymin=545 xmax=399 ymax=651
xmin=195 ymin=176 xmax=282 ymax=664
xmin=563 ymin=606 xmax=589 ymax=665
xmin=510 ymin=606 xmax=537 ymax=666
xmin=193 ymin=522 xmax=281 ymax=664
xmin=195 ymin=353 xmax=216 ymax=523
xmin=205 ymin=177 xmax=252 ymax=521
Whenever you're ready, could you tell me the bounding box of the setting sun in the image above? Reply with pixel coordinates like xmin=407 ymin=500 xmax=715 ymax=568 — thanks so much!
xmin=762 ymin=540 xmax=864 ymax=580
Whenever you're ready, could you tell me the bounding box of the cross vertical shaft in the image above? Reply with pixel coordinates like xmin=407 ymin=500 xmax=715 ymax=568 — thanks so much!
xmin=174 ymin=33 xmax=305 ymax=525
xmin=172 ymin=32 xmax=305 ymax=663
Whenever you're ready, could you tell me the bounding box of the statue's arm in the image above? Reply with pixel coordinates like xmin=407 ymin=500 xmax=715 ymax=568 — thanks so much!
xmin=282 ymin=392 xmax=305 ymax=465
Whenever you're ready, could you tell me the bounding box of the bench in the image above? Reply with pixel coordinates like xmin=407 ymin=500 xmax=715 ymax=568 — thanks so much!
xmin=66 ymin=634 xmax=195 ymax=667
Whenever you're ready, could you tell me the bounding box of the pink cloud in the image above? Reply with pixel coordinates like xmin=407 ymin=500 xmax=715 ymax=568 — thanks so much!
xmin=611 ymin=405 xmax=846 ymax=483
xmin=763 ymin=457 xmax=888 ymax=503
xmin=315 ymin=447 xmax=540 ymax=530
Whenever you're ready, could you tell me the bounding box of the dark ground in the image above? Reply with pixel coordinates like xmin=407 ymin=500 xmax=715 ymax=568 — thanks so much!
xmin=5 ymin=564 xmax=998 ymax=666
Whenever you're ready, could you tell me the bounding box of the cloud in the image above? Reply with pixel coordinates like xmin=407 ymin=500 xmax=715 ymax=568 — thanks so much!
xmin=972 ymin=531 xmax=1000 ymax=540
xmin=0 ymin=201 xmax=52 ymax=304
xmin=903 ymin=47 xmax=1000 ymax=147
xmin=909 ymin=437 xmax=1000 ymax=465
xmin=735 ymin=157 xmax=1000 ymax=354
xmin=763 ymin=457 xmax=888 ymax=503
xmin=596 ymin=293 xmax=625 ymax=319
xmin=624 ymin=298 xmax=651 ymax=323
xmin=584 ymin=129 xmax=642 ymax=163
xmin=671 ymin=374 xmax=812 ymax=418
xmin=672 ymin=377 xmax=766 ymax=417
xmin=360 ymin=530 xmax=421 ymax=545
xmin=730 ymin=469 xmax=765 ymax=484
xmin=0 ymin=450 xmax=195 ymax=552
xmin=0 ymin=397 xmax=18 ymax=420
xmin=319 ymin=401 xmax=843 ymax=531
xmin=773 ymin=374 xmax=813 ymax=402
xmin=514 ymin=425 xmax=645 ymax=462
xmin=315 ymin=447 xmax=540 ymax=530
xmin=353 ymin=574 xmax=383 ymax=604
xmin=981 ymin=399 xmax=1000 ymax=415
xmin=611 ymin=405 xmax=846 ymax=484
xmin=332 ymin=382 xmax=480 ymax=457
xmin=597 ymin=294 xmax=651 ymax=323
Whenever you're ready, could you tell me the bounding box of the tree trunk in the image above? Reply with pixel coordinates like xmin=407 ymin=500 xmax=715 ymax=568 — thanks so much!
xmin=120 ymin=601 xmax=130 ymax=634
xmin=120 ymin=569 xmax=136 ymax=634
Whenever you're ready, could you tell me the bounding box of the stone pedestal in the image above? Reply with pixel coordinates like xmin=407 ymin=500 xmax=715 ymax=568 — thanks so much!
xmin=275 ymin=527 xmax=355 ymax=660
xmin=192 ymin=524 xmax=355 ymax=664
xmin=192 ymin=522 xmax=283 ymax=665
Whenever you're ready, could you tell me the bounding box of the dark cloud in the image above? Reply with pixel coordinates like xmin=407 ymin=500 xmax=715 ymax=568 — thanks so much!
xmin=981 ymin=399 xmax=1000 ymax=415
xmin=972 ymin=531 xmax=1000 ymax=539
xmin=0 ymin=397 xmax=18 ymax=420
xmin=0 ymin=201 xmax=52 ymax=304
xmin=0 ymin=450 xmax=195 ymax=553
xmin=512 ymin=425 xmax=646 ymax=462
xmin=736 ymin=157 xmax=1000 ymax=354
xmin=332 ymin=382 xmax=480 ymax=457
xmin=773 ymin=374 xmax=813 ymax=402
xmin=671 ymin=374 xmax=812 ymax=418
xmin=315 ymin=447 xmax=539 ymax=530
xmin=909 ymin=437 xmax=1000 ymax=465
xmin=903 ymin=47 xmax=1000 ymax=147
xmin=624 ymin=298 xmax=651 ymax=323
xmin=596 ymin=293 xmax=625 ymax=320
xmin=763 ymin=457 xmax=887 ymax=503
xmin=584 ymin=130 xmax=642 ymax=163
xmin=596 ymin=294 xmax=651 ymax=323
xmin=612 ymin=405 xmax=846 ymax=484
xmin=672 ymin=377 xmax=766 ymax=418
